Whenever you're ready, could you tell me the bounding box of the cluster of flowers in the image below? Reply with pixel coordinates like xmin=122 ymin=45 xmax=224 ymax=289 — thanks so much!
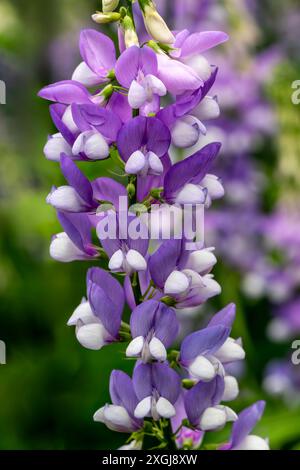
xmin=39 ymin=0 xmax=268 ymax=450
xmin=162 ymin=0 xmax=300 ymax=403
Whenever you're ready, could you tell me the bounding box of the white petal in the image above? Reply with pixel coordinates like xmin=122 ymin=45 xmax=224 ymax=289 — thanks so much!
xmin=198 ymin=275 xmax=222 ymax=300
xmin=72 ymin=61 xmax=103 ymax=87
xmin=233 ymin=435 xmax=270 ymax=451
xmin=182 ymin=55 xmax=212 ymax=81
xmin=193 ymin=96 xmax=220 ymax=121
xmin=103 ymin=405 xmax=133 ymax=430
xmin=125 ymin=151 xmax=147 ymax=175
xmin=93 ymin=406 xmax=106 ymax=423
xmin=156 ymin=397 xmax=176 ymax=418
xmin=144 ymin=74 xmax=167 ymax=96
xmin=149 ymin=337 xmax=167 ymax=361
xmin=175 ymin=183 xmax=207 ymax=205
xmin=215 ymin=405 xmax=238 ymax=422
xmin=171 ymin=116 xmax=202 ymax=148
xmin=126 ymin=249 xmax=147 ymax=272
xmin=128 ymin=80 xmax=148 ymax=109
xmin=62 ymin=105 xmax=79 ymax=133
xmin=164 ymin=270 xmax=190 ymax=295
xmin=76 ymin=323 xmax=109 ymax=350
xmin=67 ymin=299 xmax=96 ymax=326
xmin=201 ymin=174 xmax=225 ymax=200
xmin=50 ymin=232 xmax=85 ymax=262
xmin=199 ymin=406 xmax=227 ymax=431
xmin=108 ymin=249 xmax=124 ymax=271
xmin=119 ymin=440 xmax=142 ymax=450
xmin=126 ymin=336 xmax=144 ymax=357
xmin=134 ymin=396 xmax=152 ymax=419
xmin=214 ymin=337 xmax=246 ymax=363
xmin=186 ymin=249 xmax=217 ymax=273
xmin=47 ymin=186 xmax=86 ymax=212
xmin=222 ymin=376 xmax=239 ymax=402
xmin=182 ymin=269 xmax=204 ymax=287
xmin=147 ymin=151 xmax=163 ymax=175
xmin=85 ymin=132 xmax=109 ymax=160
xmin=73 ymin=131 xmax=109 ymax=160
xmin=44 ymin=133 xmax=72 ymax=162
xmin=189 ymin=355 xmax=216 ymax=381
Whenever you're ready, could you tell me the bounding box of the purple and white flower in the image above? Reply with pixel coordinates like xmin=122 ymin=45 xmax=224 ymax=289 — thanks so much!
xmin=68 ymin=267 xmax=124 ymax=350
xmin=219 ymin=401 xmax=269 ymax=450
xmin=94 ymin=370 xmax=143 ymax=433
xmin=184 ymin=376 xmax=237 ymax=432
xmin=180 ymin=304 xmax=245 ymax=384
xmin=133 ymin=362 xmax=181 ymax=420
xmin=126 ymin=300 xmax=179 ymax=362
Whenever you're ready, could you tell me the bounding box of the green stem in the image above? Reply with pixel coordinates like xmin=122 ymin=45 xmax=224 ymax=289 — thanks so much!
xmin=164 ymin=420 xmax=177 ymax=450
xmin=131 ymin=272 xmax=142 ymax=305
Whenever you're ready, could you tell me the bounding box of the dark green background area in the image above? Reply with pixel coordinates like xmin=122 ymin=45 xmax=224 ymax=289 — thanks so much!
xmin=0 ymin=0 xmax=300 ymax=450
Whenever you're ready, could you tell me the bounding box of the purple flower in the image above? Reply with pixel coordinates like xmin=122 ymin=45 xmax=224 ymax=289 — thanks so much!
xmin=126 ymin=300 xmax=179 ymax=362
xmin=94 ymin=370 xmax=143 ymax=433
xmin=72 ymin=29 xmax=116 ymax=87
xmin=115 ymin=45 xmax=166 ymax=111
xmin=157 ymin=68 xmax=219 ymax=148
xmin=163 ymin=142 xmax=222 ymax=205
xmin=71 ymin=103 xmax=122 ymax=144
xmin=184 ymin=376 xmax=237 ymax=431
xmin=149 ymin=239 xmax=220 ymax=308
xmin=172 ymin=29 xmax=228 ymax=81
xmin=156 ymin=53 xmax=203 ymax=96
xmin=220 ymin=401 xmax=269 ymax=450
xmin=171 ymin=394 xmax=204 ymax=449
xmin=180 ymin=304 xmax=245 ymax=383
xmin=50 ymin=211 xmax=98 ymax=262
xmin=47 ymin=154 xmax=126 ymax=213
xmin=133 ymin=362 xmax=181 ymax=420
xmin=68 ymin=267 xmax=125 ymax=350
xmin=117 ymin=115 xmax=171 ymax=200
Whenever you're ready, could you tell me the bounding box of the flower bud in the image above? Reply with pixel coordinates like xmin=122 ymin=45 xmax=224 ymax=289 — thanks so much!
xmin=102 ymin=0 xmax=119 ymax=13
xmin=140 ymin=1 xmax=175 ymax=44
xmin=123 ymin=15 xmax=139 ymax=48
xmin=92 ymin=11 xmax=121 ymax=24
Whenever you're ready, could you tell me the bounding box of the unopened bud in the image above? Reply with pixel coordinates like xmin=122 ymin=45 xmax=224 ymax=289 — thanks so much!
xmin=102 ymin=0 xmax=119 ymax=13
xmin=123 ymin=15 xmax=139 ymax=48
xmin=92 ymin=11 xmax=121 ymax=24
xmin=139 ymin=1 xmax=175 ymax=44
xmin=127 ymin=183 xmax=136 ymax=199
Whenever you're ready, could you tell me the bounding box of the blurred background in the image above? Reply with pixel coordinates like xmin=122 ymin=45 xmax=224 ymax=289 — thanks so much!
xmin=0 ymin=0 xmax=299 ymax=450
